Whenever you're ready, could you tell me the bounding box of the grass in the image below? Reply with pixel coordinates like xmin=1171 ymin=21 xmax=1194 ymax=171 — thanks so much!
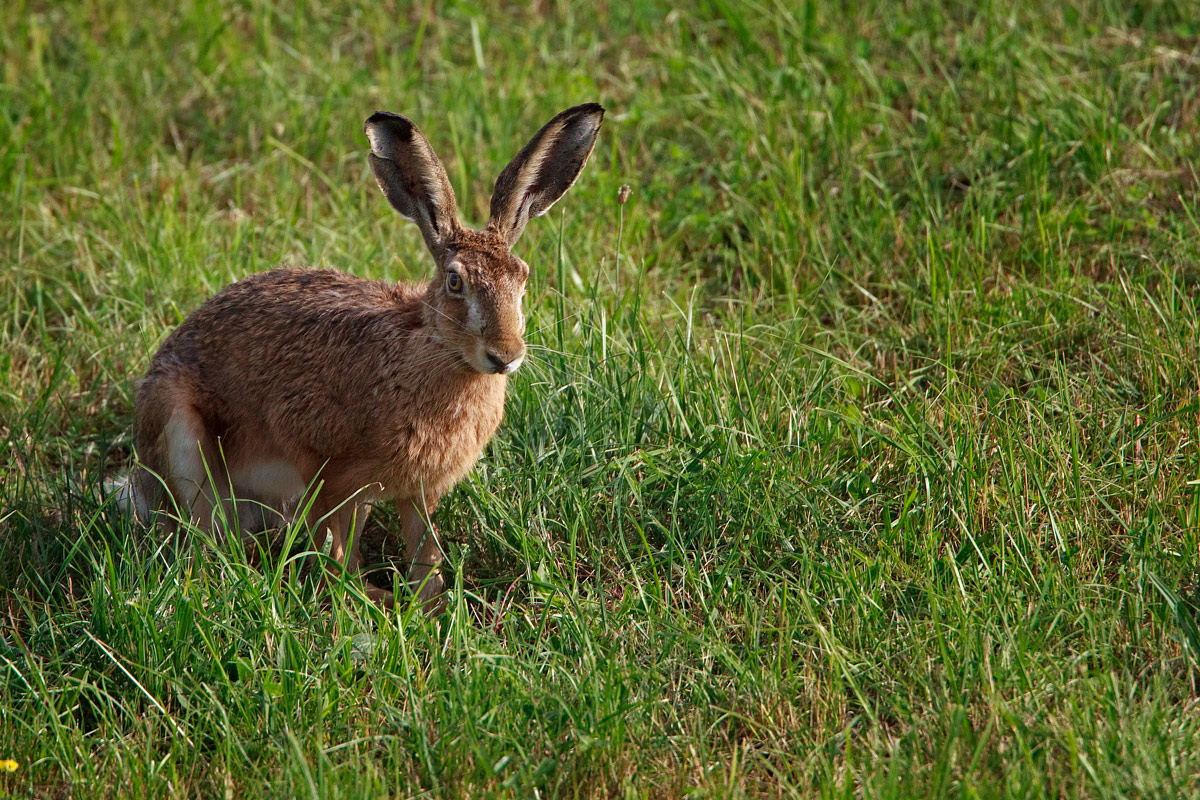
xmin=3 ymin=0 xmax=1200 ymax=796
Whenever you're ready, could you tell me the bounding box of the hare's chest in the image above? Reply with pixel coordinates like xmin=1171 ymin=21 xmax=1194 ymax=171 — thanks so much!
xmin=385 ymin=384 xmax=506 ymax=498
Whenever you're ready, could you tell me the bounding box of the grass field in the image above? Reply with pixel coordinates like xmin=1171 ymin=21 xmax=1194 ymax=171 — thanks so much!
xmin=4 ymin=0 xmax=1200 ymax=796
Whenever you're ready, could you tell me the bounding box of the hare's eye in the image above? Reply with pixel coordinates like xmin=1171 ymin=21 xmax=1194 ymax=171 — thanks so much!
xmin=446 ymin=271 xmax=464 ymax=294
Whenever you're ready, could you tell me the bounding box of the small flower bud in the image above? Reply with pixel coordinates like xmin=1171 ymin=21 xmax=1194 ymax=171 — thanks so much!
xmin=617 ymin=185 xmax=631 ymax=205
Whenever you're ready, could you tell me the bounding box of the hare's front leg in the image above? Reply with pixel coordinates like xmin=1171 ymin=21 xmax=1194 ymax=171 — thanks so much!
xmin=397 ymin=499 xmax=445 ymax=608
xmin=311 ymin=501 xmax=393 ymax=605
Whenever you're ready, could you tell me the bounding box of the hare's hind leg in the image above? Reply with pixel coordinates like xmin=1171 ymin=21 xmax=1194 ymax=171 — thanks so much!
xmin=161 ymin=404 xmax=233 ymax=535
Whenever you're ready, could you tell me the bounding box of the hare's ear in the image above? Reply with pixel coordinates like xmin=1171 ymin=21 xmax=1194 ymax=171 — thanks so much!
xmin=486 ymin=103 xmax=604 ymax=249
xmin=365 ymin=111 xmax=461 ymax=255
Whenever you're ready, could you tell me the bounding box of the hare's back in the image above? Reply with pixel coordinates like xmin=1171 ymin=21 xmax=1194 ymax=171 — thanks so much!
xmin=154 ymin=267 xmax=419 ymax=365
xmin=144 ymin=268 xmax=424 ymax=444
xmin=195 ymin=267 xmax=415 ymax=322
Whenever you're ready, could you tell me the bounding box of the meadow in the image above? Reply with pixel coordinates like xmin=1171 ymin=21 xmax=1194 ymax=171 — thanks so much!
xmin=3 ymin=0 xmax=1200 ymax=796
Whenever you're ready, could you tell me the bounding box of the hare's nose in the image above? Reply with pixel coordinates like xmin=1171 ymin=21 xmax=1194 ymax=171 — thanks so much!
xmin=485 ymin=350 xmax=524 ymax=375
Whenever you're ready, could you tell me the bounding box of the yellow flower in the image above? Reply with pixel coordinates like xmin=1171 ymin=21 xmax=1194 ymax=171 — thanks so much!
xmin=0 ymin=759 xmax=17 ymax=772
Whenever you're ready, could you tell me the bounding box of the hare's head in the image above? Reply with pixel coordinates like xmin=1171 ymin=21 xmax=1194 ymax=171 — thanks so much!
xmin=365 ymin=104 xmax=604 ymax=375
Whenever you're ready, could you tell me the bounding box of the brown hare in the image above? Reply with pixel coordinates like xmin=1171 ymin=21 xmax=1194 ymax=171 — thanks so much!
xmin=126 ymin=103 xmax=605 ymax=607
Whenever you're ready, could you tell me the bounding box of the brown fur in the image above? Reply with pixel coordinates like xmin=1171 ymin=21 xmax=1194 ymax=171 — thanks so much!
xmin=131 ymin=104 xmax=604 ymax=608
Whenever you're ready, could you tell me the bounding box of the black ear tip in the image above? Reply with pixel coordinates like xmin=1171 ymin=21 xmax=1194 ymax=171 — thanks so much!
xmin=364 ymin=111 xmax=414 ymax=141
xmin=553 ymin=103 xmax=605 ymax=127
xmin=574 ymin=102 xmax=605 ymax=118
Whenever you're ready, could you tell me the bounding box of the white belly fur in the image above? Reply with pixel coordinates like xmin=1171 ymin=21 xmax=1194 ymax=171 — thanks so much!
xmin=229 ymin=460 xmax=307 ymax=508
